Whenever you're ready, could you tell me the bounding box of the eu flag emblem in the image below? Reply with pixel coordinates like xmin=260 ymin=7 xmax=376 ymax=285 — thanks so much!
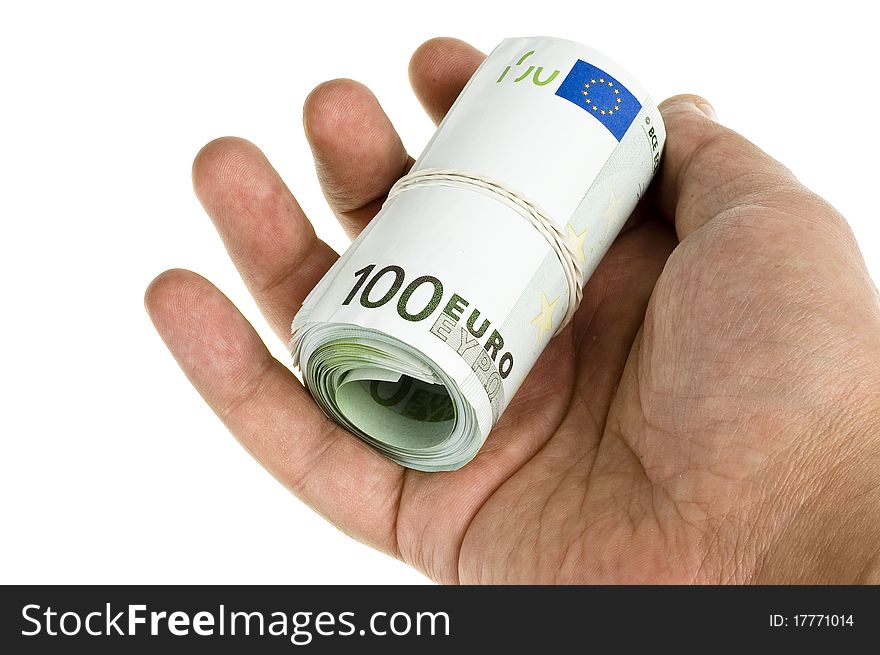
xmin=555 ymin=60 xmax=641 ymax=141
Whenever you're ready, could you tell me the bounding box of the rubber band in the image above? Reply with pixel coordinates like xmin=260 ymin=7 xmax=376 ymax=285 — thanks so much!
xmin=386 ymin=168 xmax=584 ymax=333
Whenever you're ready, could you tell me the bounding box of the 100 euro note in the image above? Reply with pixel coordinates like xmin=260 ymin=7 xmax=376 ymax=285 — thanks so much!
xmin=290 ymin=36 xmax=666 ymax=471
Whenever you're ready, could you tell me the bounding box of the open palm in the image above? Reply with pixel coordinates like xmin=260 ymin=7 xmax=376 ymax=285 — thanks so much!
xmin=146 ymin=38 xmax=880 ymax=583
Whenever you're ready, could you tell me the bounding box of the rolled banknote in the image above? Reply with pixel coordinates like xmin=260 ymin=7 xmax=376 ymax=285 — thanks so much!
xmin=290 ymin=36 xmax=665 ymax=471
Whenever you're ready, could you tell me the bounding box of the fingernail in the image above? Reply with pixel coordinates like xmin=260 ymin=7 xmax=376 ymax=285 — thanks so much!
xmin=695 ymin=100 xmax=717 ymax=120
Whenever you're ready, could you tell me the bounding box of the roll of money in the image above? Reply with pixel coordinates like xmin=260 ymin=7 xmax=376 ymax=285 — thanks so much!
xmin=291 ymin=36 xmax=665 ymax=471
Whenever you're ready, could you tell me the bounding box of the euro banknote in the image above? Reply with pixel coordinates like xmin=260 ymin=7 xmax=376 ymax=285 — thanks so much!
xmin=290 ymin=36 xmax=665 ymax=470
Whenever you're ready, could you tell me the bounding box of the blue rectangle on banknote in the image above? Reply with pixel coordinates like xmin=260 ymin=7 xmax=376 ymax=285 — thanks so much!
xmin=555 ymin=60 xmax=641 ymax=141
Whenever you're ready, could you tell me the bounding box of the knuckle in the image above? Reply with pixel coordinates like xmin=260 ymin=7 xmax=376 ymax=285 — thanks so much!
xmin=676 ymin=128 xmax=802 ymax=226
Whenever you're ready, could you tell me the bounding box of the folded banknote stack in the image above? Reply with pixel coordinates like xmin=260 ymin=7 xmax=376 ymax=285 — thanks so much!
xmin=291 ymin=36 xmax=665 ymax=471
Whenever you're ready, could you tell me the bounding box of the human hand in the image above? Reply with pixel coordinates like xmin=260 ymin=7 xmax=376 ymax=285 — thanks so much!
xmin=145 ymin=37 xmax=880 ymax=583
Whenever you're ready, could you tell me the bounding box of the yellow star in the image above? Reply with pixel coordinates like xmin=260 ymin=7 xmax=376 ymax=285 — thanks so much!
xmin=591 ymin=78 xmax=596 ymax=83
xmin=592 ymin=105 xmax=598 ymax=111
xmin=531 ymin=293 xmax=559 ymax=341
xmin=566 ymin=224 xmax=589 ymax=263
xmin=599 ymin=78 xmax=604 ymax=83
xmin=601 ymin=109 xmax=606 ymax=115
xmin=601 ymin=186 xmax=624 ymax=242
xmin=608 ymin=81 xmax=613 ymax=86
xmin=614 ymin=89 xmax=620 ymax=94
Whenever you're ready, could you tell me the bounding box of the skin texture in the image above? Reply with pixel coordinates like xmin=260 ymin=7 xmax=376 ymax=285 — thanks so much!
xmin=145 ymin=38 xmax=880 ymax=584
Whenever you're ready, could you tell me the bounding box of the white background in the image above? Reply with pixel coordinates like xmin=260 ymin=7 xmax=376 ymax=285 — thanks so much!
xmin=1 ymin=1 xmax=876 ymax=584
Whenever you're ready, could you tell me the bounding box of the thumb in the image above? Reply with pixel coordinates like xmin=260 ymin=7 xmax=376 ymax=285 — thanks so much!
xmin=655 ymin=94 xmax=802 ymax=240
